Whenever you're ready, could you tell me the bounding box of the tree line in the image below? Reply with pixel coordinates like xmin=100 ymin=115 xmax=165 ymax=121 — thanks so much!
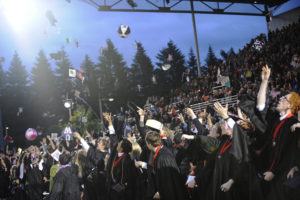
xmin=0 ymin=39 xmax=231 ymax=147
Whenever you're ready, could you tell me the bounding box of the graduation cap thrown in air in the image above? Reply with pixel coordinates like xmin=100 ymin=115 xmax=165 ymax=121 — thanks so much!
xmin=45 ymin=10 xmax=57 ymax=26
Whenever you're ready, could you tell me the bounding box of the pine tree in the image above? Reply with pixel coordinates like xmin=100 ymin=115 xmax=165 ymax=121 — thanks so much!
xmin=187 ymin=48 xmax=198 ymax=76
xmin=54 ymin=48 xmax=74 ymax=121
xmin=220 ymin=49 xmax=228 ymax=61
xmin=96 ymin=39 xmax=129 ymax=108
xmin=80 ymin=55 xmax=98 ymax=116
xmin=130 ymin=42 xmax=154 ymax=102
xmin=55 ymin=48 xmax=73 ymax=97
xmin=3 ymin=52 xmax=29 ymax=146
xmin=156 ymin=40 xmax=186 ymax=94
xmin=227 ymin=47 xmax=235 ymax=58
xmin=0 ymin=62 xmax=6 ymax=100
xmin=30 ymin=50 xmax=59 ymax=128
xmin=205 ymin=45 xmax=218 ymax=67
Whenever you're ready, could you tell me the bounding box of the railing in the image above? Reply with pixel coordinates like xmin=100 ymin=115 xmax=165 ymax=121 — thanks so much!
xmin=190 ymin=95 xmax=238 ymax=113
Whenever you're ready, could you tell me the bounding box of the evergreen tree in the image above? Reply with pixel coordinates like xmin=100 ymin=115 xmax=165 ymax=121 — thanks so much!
xmin=3 ymin=52 xmax=29 ymax=146
xmin=0 ymin=62 xmax=6 ymax=99
xmin=130 ymin=42 xmax=154 ymax=102
xmin=96 ymin=39 xmax=129 ymax=108
xmin=205 ymin=45 xmax=218 ymax=67
xmin=156 ymin=40 xmax=186 ymax=94
xmin=55 ymin=48 xmax=73 ymax=97
xmin=55 ymin=48 xmax=73 ymax=121
xmin=220 ymin=49 xmax=228 ymax=61
xmin=30 ymin=50 xmax=59 ymax=128
xmin=220 ymin=47 xmax=235 ymax=62
xmin=80 ymin=55 xmax=98 ymax=115
xmin=187 ymin=48 xmax=198 ymax=76
xmin=227 ymin=47 xmax=235 ymax=58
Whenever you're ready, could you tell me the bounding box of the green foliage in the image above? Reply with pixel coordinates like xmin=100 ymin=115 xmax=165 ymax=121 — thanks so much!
xmin=129 ymin=42 xmax=154 ymax=103
xmin=220 ymin=47 xmax=235 ymax=62
xmin=55 ymin=48 xmax=73 ymax=96
xmin=187 ymin=48 xmax=198 ymax=76
xmin=2 ymin=52 xmax=30 ymax=147
xmin=0 ymin=63 xmax=6 ymax=99
xmin=30 ymin=50 xmax=60 ymax=128
xmin=205 ymin=45 xmax=218 ymax=67
xmin=96 ymin=39 xmax=129 ymax=109
xmin=69 ymin=105 xmax=101 ymax=134
xmin=80 ymin=55 xmax=98 ymax=114
xmin=156 ymin=40 xmax=186 ymax=95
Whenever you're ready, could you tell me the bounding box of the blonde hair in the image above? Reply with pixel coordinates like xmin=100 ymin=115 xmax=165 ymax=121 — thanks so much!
xmin=129 ymin=142 xmax=142 ymax=160
xmin=75 ymin=149 xmax=87 ymax=178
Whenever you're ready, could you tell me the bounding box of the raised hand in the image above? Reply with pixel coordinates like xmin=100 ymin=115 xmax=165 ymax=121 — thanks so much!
xmin=214 ymin=102 xmax=229 ymax=119
xmin=184 ymin=108 xmax=196 ymax=119
xmin=261 ymin=65 xmax=271 ymax=82
xmin=103 ymin=113 xmax=112 ymax=122
xmin=137 ymin=106 xmax=145 ymax=116
xmin=73 ymin=132 xmax=82 ymax=140
xmin=177 ymin=113 xmax=185 ymax=123
xmin=181 ymin=134 xmax=195 ymax=141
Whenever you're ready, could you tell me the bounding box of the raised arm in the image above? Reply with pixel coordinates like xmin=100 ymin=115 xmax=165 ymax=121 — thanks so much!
xmin=84 ymin=130 xmax=95 ymax=146
xmin=47 ymin=135 xmax=56 ymax=151
xmin=103 ymin=113 xmax=118 ymax=150
xmin=257 ymin=65 xmax=271 ymax=109
xmin=73 ymin=132 xmax=90 ymax=152
xmin=136 ymin=107 xmax=146 ymax=138
xmin=185 ymin=108 xmax=208 ymax=135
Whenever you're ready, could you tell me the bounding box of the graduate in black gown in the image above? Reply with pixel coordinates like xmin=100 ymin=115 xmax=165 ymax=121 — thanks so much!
xmin=104 ymin=113 xmax=136 ymax=200
xmin=135 ymin=131 xmax=188 ymax=200
xmin=26 ymin=153 xmax=44 ymax=200
xmin=74 ymin=131 xmax=107 ymax=200
xmin=49 ymin=153 xmax=81 ymax=200
xmin=0 ymin=151 xmax=10 ymax=199
xmin=255 ymin=65 xmax=300 ymax=200
xmin=182 ymin=105 xmax=253 ymax=200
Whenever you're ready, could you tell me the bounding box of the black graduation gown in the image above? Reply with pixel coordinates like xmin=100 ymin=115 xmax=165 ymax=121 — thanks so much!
xmin=106 ymin=134 xmax=136 ymax=200
xmin=85 ymin=146 xmax=107 ymax=200
xmin=106 ymin=153 xmax=136 ymax=200
xmin=0 ymin=164 xmax=10 ymax=198
xmin=49 ymin=165 xmax=81 ymax=200
xmin=148 ymin=146 xmax=188 ymax=200
xmin=248 ymin=96 xmax=299 ymax=200
xmin=258 ymin=115 xmax=298 ymax=200
xmin=26 ymin=165 xmax=44 ymax=200
xmin=194 ymin=134 xmax=248 ymax=200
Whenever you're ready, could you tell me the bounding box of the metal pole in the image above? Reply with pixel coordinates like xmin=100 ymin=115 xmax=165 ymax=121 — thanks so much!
xmin=98 ymin=78 xmax=104 ymax=128
xmin=190 ymin=0 xmax=201 ymax=77
xmin=264 ymin=4 xmax=270 ymax=33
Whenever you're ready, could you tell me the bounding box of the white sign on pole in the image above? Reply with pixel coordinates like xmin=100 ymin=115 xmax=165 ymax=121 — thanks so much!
xmin=61 ymin=126 xmax=73 ymax=141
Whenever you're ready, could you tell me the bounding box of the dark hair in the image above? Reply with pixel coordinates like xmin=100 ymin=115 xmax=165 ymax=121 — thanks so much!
xmin=145 ymin=131 xmax=161 ymax=147
xmin=121 ymin=139 xmax=132 ymax=154
xmin=173 ymin=133 xmax=182 ymax=145
xmin=59 ymin=153 xmax=71 ymax=165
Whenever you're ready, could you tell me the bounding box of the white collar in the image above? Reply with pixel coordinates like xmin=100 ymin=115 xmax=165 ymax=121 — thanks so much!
xmin=198 ymin=118 xmax=203 ymax=124
xmin=280 ymin=113 xmax=289 ymax=121
xmin=118 ymin=152 xmax=124 ymax=157
xmin=153 ymin=145 xmax=163 ymax=153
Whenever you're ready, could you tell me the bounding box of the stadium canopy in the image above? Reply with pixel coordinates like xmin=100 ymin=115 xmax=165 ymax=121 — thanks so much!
xmin=82 ymin=0 xmax=288 ymax=16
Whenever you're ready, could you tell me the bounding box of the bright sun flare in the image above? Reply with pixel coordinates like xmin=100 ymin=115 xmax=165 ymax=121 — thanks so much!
xmin=1 ymin=0 xmax=39 ymax=32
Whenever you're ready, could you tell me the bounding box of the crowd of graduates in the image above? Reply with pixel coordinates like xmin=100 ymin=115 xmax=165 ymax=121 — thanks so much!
xmin=1 ymin=17 xmax=300 ymax=200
